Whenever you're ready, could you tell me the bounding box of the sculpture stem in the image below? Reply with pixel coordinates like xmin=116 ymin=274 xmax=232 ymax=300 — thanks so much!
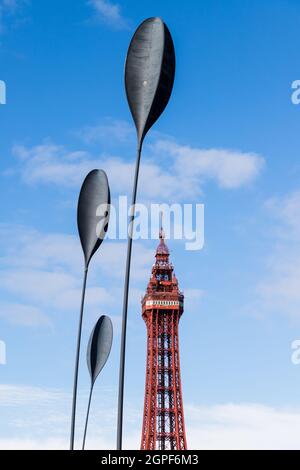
xmin=82 ymin=384 xmax=93 ymax=450
xmin=117 ymin=143 xmax=142 ymax=450
xmin=70 ymin=266 xmax=88 ymax=450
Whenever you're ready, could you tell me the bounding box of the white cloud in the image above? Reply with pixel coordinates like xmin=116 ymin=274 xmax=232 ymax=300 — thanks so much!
xmin=0 ymin=384 xmax=67 ymax=406
xmin=154 ymin=139 xmax=264 ymax=189
xmin=12 ymin=134 xmax=264 ymax=200
xmin=264 ymin=190 xmax=300 ymax=240
xmin=12 ymin=142 xmax=187 ymax=199
xmin=98 ymin=241 xmax=153 ymax=281
xmin=88 ymin=0 xmax=128 ymax=29
xmin=13 ymin=143 xmax=94 ymax=188
xmin=0 ymin=383 xmax=118 ymax=449
xmin=257 ymin=256 xmax=300 ymax=315
xmin=249 ymin=190 xmax=300 ymax=318
xmin=0 ymin=302 xmax=50 ymax=327
xmin=0 ymin=225 xmax=82 ymax=272
xmin=185 ymin=403 xmax=300 ymax=450
xmin=0 ymin=386 xmax=300 ymax=449
xmin=0 ymin=224 xmax=153 ymax=326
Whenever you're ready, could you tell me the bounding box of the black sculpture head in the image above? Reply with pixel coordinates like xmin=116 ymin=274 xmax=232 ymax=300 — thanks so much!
xmin=125 ymin=17 xmax=176 ymax=145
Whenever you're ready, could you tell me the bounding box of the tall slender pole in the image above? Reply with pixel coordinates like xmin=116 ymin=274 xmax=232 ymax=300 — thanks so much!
xmin=82 ymin=384 xmax=93 ymax=450
xmin=70 ymin=266 xmax=88 ymax=450
xmin=117 ymin=143 xmax=142 ymax=450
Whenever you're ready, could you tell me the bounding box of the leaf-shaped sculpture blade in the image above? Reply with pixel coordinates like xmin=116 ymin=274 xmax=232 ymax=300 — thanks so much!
xmin=77 ymin=169 xmax=110 ymax=267
xmin=117 ymin=17 xmax=175 ymax=450
xmin=125 ymin=17 xmax=176 ymax=144
xmin=87 ymin=315 xmax=113 ymax=385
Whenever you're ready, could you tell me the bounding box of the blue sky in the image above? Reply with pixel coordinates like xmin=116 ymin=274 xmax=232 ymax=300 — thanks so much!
xmin=1 ymin=0 xmax=300 ymax=449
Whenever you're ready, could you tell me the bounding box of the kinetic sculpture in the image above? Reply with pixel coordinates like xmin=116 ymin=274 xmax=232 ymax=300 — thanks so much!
xmin=70 ymin=169 xmax=110 ymax=450
xmin=117 ymin=17 xmax=176 ymax=450
xmin=83 ymin=315 xmax=113 ymax=450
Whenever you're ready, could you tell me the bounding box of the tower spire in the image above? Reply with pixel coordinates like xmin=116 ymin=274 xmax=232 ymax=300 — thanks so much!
xmin=159 ymin=210 xmax=165 ymax=240
xmin=156 ymin=211 xmax=169 ymax=258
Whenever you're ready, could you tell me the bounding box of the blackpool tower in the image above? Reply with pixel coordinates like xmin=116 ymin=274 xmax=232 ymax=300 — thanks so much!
xmin=140 ymin=228 xmax=187 ymax=450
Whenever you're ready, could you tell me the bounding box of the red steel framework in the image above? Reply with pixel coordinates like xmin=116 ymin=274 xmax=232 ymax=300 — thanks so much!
xmin=140 ymin=228 xmax=187 ymax=450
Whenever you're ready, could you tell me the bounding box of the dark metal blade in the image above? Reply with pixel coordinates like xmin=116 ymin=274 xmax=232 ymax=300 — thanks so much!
xmin=87 ymin=315 xmax=113 ymax=385
xmin=77 ymin=169 xmax=110 ymax=267
xmin=125 ymin=17 xmax=176 ymax=144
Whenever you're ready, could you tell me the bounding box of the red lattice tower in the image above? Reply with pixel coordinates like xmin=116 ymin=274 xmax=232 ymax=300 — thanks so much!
xmin=140 ymin=228 xmax=187 ymax=450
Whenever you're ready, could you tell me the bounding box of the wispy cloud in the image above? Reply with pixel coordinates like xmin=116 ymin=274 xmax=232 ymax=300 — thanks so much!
xmin=0 ymin=302 xmax=51 ymax=327
xmin=185 ymin=402 xmax=300 ymax=450
xmin=12 ymin=142 xmax=190 ymax=199
xmin=0 ymin=0 xmax=28 ymax=34
xmin=248 ymin=190 xmax=300 ymax=318
xmin=12 ymin=143 xmax=93 ymax=188
xmin=1 ymin=386 xmax=300 ymax=449
xmin=264 ymin=190 xmax=300 ymax=240
xmin=88 ymin=0 xmax=129 ymax=30
xmin=77 ymin=118 xmax=135 ymax=145
xmin=11 ymin=129 xmax=264 ymax=199
xmin=0 ymin=384 xmax=67 ymax=406
xmin=0 ymin=224 xmax=153 ymax=326
xmin=154 ymin=139 xmax=265 ymax=190
xmin=0 ymin=383 xmax=117 ymax=449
